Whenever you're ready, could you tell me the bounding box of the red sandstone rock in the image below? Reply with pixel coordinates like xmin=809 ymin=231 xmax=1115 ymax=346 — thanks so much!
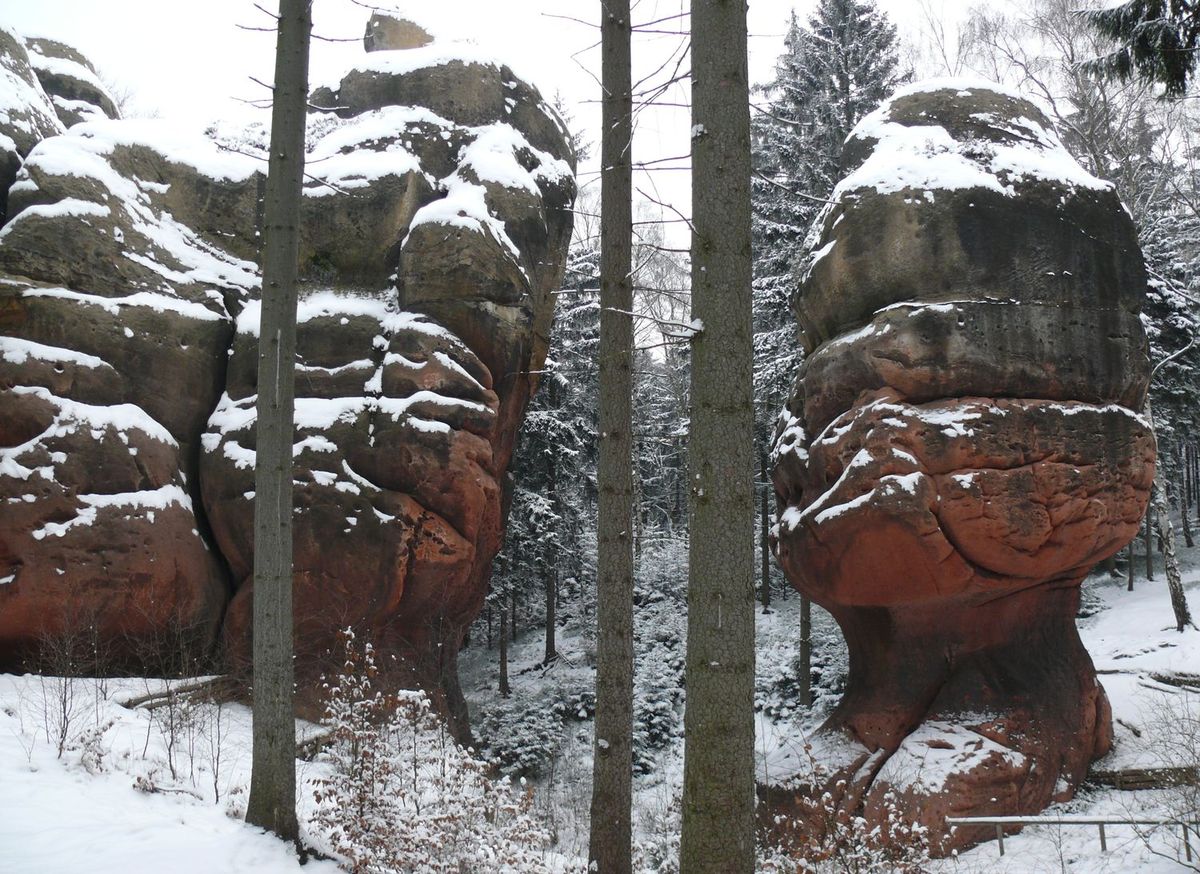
xmin=0 ymin=17 xmax=574 ymax=739
xmin=769 ymin=79 xmax=1153 ymax=852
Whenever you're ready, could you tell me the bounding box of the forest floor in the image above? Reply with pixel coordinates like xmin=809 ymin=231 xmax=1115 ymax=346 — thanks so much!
xmin=461 ymin=543 xmax=1200 ymax=872
xmin=0 ymin=545 xmax=1196 ymax=872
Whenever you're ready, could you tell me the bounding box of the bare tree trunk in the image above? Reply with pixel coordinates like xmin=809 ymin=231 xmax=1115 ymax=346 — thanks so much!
xmin=680 ymin=2 xmax=756 ymax=870
xmin=498 ymin=601 xmax=510 ymax=697
xmin=1144 ymin=499 xmax=1154 ymax=580
xmin=1146 ymin=402 xmax=1194 ymax=631
xmin=245 ymin=0 xmax=310 ymax=845
xmin=800 ymin=595 xmax=812 ymax=707
xmin=546 ymin=437 xmax=559 ymax=665
xmin=1181 ymin=444 xmax=1194 ymax=548
xmin=1127 ymin=541 xmax=1135 ymax=592
xmin=544 ymin=570 xmax=557 ymax=665
xmin=510 ymin=591 xmax=517 ymax=643
xmin=760 ymin=451 xmax=771 ymax=613
xmin=588 ymin=0 xmax=635 ymax=869
xmin=1153 ymin=468 xmax=1194 ymax=631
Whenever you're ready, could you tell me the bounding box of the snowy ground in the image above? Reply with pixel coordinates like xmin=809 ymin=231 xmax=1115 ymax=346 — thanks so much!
xmin=934 ymin=560 xmax=1200 ymax=873
xmin=0 ymin=676 xmax=339 ymax=874
xmin=1 ymin=547 xmax=1197 ymax=872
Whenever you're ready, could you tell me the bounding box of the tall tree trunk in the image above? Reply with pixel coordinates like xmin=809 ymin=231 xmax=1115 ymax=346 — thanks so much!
xmin=760 ymin=451 xmax=771 ymax=613
xmin=1185 ymin=439 xmax=1195 ymax=523
xmin=1153 ymin=468 xmax=1194 ymax=632
xmin=544 ymin=570 xmax=558 ymax=665
xmin=1181 ymin=444 xmax=1194 ymax=548
xmin=1144 ymin=498 xmax=1154 ymax=580
xmin=588 ymin=1 xmax=635 ymax=869
xmin=510 ymin=591 xmax=517 ymax=643
xmin=1147 ymin=402 xmax=1194 ymax=631
xmin=546 ymin=432 xmax=559 ymax=665
xmin=800 ymin=595 xmax=812 ymax=707
xmin=245 ymin=0 xmax=310 ymax=845
xmin=498 ymin=600 xmax=510 ymax=697
xmin=681 ymin=2 xmax=756 ymax=870
xmin=1127 ymin=541 xmax=1135 ymax=592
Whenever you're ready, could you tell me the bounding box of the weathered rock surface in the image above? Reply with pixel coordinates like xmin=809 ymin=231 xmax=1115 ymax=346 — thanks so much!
xmin=0 ymin=26 xmax=64 ymax=223
xmin=0 ymin=17 xmax=574 ymax=732
xmin=0 ymin=118 xmax=258 ymax=670
xmin=769 ymin=78 xmax=1153 ymax=851
xmin=24 ymin=36 xmax=121 ymax=126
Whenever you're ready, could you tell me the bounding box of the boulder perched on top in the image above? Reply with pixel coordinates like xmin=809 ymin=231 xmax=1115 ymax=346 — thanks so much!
xmin=768 ymin=78 xmax=1153 ymax=852
xmin=24 ymin=36 xmax=121 ymax=126
xmin=0 ymin=16 xmax=575 ymax=734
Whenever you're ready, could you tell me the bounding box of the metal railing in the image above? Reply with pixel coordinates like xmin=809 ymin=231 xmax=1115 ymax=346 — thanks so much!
xmin=946 ymin=815 xmax=1199 ymax=861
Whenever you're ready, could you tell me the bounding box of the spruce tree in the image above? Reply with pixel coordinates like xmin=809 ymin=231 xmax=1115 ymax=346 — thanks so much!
xmin=751 ymin=2 xmax=905 ymax=416
xmin=1083 ymin=0 xmax=1200 ymax=96
xmin=750 ymin=0 xmax=905 ymax=676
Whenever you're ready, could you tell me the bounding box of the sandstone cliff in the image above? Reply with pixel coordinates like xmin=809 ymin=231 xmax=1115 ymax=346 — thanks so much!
xmin=0 ymin=17 xmax=575 ymax=735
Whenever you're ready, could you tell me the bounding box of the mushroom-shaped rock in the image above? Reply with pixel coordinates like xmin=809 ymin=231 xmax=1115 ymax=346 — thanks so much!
xmin=767 ymin=78 xmax=1153 ymax=852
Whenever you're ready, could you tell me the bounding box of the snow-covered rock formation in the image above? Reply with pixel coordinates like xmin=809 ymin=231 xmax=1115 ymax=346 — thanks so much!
xmin=769 ymin=79 xmax=1154 ymax=851
xmin=0 ymin=14 xmax=575 ymax=735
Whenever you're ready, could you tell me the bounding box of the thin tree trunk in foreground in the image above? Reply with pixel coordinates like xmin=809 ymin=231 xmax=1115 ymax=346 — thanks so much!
xmin=1147 ymin=403 xmax=1194 ymax=632
xmin=498 ymin=600 xmax=510 ymax=697
xmin=680 ymin=1 xmax=756 ymax=870
xmin=760 ymin=451 xmax=771 ymax=613
xmin=1181 ymin=444 xmax=1194 ymax=548
xmin=245 ymin=0 xmax=311 ymax=844
xmin=800 ymin=595 xmax=812 ymax=707
xmin=588 ymin=0 xmax=634 ymax=869
xmin=1144 ymin=500 xmax=1154 ymax=580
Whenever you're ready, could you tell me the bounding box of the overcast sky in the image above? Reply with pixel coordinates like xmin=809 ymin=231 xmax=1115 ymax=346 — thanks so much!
xmin=0 ymin=0 xmax=967 ymax=239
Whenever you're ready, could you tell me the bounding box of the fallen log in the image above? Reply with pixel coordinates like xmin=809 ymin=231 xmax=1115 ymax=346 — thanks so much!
xmin=1087 ymin=765 xmax=1199 ymax=790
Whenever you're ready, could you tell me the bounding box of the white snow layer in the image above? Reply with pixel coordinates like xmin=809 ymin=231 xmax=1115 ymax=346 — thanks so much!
xmin=0 ymin=24 xmax=63 ymax=146
xmin=835 ymin=76 xmax=1110 ymax=200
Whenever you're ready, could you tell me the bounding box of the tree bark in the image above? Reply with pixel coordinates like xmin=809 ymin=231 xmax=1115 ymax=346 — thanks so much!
xmin=588 ymin=0 xmax=635 ymax=869
xmin=1127 ymin=541 xmax=1135 ymax=591
xmin=1144 ymin=497 xmax=1154 ymax=580
xmin=760 ymin=451 xmax=771 ymax=613
xmin=544 ymin=569 xmax=557 ymax=665
xmin=245 ymin=0 xmax=310 ymax=845
xmin=680 ymin=2 xmax=756 ymax=870
xmin=1147 ymin=402 xmax=1194 ymax=632
xmin=1181 ymin=444 xmax=1194 ymax=548
xmin=800 ymin=595 xmax=812 ymax=707
xmin=498 ymin=600 xmax=510 ymax=697
xmin=1153 ymin=467 xmax=1194 ymax=632
xmin=546 ymin=429 xmax=559 ymax=665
